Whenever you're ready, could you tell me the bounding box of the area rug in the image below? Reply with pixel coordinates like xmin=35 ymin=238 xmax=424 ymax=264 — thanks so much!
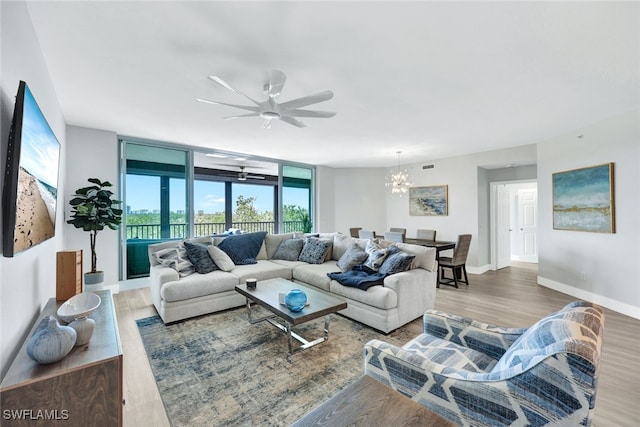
xmin=136 ymin=307 xmax=417 ymax=426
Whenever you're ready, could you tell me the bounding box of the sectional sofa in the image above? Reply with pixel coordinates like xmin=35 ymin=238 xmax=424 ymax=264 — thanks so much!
xmin=148 ymin=232 xmax=438 ymax=333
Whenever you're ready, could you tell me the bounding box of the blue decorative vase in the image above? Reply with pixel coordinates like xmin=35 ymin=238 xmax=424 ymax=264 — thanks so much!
xmin=285 ymin=289 xmax=307 ymax=312
xmin=26 ymin=316 xmax=77 ymax=364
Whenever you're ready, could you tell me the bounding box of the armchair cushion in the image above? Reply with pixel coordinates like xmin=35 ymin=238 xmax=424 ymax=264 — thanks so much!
xmin=402 ymin=334 xmax=498 ymax=374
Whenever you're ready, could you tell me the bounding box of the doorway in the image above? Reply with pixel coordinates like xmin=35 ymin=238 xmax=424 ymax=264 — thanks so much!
xmin=491 ymin=181 xmax=538 ymax=270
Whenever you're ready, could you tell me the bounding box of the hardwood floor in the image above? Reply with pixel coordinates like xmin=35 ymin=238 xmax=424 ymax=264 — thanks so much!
xmin=114 ymin=263 xmax=640 ymax=426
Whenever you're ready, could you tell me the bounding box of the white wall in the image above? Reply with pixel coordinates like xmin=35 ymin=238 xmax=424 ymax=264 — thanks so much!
xmin=332 ymin=167 xmax=387 ymax=236
xmin=314 ymin=165 xmax=335 ymax=233
xmin=65 ymin=126 xmax=119 ymax=285
xmin=537 ymin=109 xmax=640 ymax=318
xmin=384 ymin=145 xmax=537 ymax=270
xmin=0 ymin=1 xmax=66 ymax=379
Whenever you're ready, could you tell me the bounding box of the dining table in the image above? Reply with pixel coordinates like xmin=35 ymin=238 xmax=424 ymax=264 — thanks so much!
xmin=404 ymin=238 xmax=456 ymax=261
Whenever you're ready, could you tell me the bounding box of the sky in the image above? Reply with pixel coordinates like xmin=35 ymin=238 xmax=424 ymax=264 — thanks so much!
xmin=19 ymin=84 xmax=61 ymax=188
xmin=126 ymin=175 xmax=309 ymax=213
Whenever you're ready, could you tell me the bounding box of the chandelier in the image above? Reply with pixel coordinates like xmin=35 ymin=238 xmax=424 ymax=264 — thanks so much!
xmin=385 ymin=151 xmax=413 ymax=196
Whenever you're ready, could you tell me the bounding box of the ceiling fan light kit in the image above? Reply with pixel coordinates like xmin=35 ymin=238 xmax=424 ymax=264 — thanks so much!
xmin=197 ymin=70 xmax=335 ymax=128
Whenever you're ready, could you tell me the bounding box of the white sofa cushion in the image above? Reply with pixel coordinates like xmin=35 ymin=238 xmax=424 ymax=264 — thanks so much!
xmin=161 ymin=270 xmax=238 ymax=302
xmin=329 ymin=280 xmax=398 ymax=310
xmin=269 ymin=259 xmax=308 ymax=269
xmin=292 ymin=260 xmax=340 ymax=292
xmin=230 ymin=260 xmax=293 ymax=283
xmin=332 ymin=233 xmax=355 ymax=261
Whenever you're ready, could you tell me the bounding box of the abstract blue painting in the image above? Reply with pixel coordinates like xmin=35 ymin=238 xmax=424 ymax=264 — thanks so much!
xmin=552 ymin=163 xmax=615 ymax=233
xmin=409 ymin=185 xmax=448 ymax=216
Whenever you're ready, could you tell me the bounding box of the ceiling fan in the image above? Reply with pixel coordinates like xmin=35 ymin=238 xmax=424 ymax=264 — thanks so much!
xmin=218 ymin=165 xmax=265 ymax=181
xmin=196 ymin=70 xmax=336 ymax=128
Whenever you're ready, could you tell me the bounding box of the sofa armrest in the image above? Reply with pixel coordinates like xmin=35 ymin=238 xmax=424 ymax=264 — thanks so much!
xmin=149 ymin=265 xmax=180 ymax=311
xmin=384 ymin=268 xmax=437 ymax=327
xmin=423 ymin=310 xmax=526 ymax=359
xmin=150 ymin=264 xmax=180 ymax=285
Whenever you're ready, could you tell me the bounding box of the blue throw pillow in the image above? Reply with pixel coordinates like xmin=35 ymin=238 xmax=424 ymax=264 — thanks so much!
xmin=379 ymin=251 xmax=416 ymax=275
xmin=218 ymin=231 xmax=267 ymax=265
xmin=298 ymin=238 xmax=332 ymax=264
xmin=183 ymin=241 xmax=218 ymax=274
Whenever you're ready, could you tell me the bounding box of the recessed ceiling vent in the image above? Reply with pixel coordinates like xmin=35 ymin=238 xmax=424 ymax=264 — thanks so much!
xmin=422 ymin=164 xmax=435 ymax=170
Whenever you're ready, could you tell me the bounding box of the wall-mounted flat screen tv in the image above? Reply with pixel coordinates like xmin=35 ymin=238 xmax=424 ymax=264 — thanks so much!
xmin=2 ymin=81 xmax=61 ymax=257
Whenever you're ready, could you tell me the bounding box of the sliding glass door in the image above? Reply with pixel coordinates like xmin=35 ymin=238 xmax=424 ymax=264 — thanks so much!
xmin=123 ymin=142 xmax=188 ymax=278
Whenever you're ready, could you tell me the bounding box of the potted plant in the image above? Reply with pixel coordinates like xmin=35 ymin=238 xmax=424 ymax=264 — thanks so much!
xmin=67 ymin=178 xmax=123 ymax=285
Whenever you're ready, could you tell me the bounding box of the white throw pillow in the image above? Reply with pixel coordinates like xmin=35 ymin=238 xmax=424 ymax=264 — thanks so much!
xmin=207 ymin=245 xmax=235 ymax=272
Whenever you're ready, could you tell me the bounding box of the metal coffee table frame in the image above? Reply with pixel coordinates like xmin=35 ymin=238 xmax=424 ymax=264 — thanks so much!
xmin=235 ymin=279 xmax=347 ymax=361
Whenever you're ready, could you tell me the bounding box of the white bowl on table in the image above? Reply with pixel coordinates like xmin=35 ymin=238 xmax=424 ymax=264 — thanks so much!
xmin=57 ymin=292 xmax=102 ymax=323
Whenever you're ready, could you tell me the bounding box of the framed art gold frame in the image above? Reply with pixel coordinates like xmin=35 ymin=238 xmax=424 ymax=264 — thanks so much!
xmin=409 ymin=185 xmax=448 ymax=216
xmin=552 ymin=163 xmax=615 ymax=233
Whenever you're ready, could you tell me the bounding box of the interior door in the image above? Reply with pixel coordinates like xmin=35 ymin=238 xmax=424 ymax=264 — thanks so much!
xmin=517 ymin=188 xmax=538 ymax=262
xmin=496 ymin=185 xmax=511 ymax=269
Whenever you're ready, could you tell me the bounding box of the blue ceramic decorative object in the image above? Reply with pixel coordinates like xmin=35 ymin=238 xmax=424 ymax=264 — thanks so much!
xmin=26 ymin=316 xmax=77 ymax=364
xmin=285 ymin=289 xmax=307 ymax=312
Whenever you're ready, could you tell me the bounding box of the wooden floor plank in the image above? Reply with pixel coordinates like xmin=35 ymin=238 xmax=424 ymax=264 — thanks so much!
xmin=114 ymin=262 xmax=640 ymax=426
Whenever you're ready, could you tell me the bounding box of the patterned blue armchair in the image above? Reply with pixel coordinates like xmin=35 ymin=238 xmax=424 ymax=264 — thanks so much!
xmin=364 ymin=301 xmax=604 ymax=426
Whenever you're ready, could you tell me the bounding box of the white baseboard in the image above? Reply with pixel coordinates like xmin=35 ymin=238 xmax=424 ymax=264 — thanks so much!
xmin=538 ymin=276 xmax=640 ymax=320
xmin=119 ymin=277 xmax=150 ymax=291
xmin=85 ymin=282 xmax=119 ymax=294
xmin=511 ymin=255 xmax=538 ymax=263
xmin=468 ymin=264 xmax=491 ymax=275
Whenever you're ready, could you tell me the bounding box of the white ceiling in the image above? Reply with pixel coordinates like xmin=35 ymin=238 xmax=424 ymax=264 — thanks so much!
xmin=25 ymin=1 xmax=639 ymax=168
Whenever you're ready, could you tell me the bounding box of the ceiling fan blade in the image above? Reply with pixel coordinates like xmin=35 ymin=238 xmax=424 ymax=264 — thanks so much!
xmin=196 ymin=98 xmax=260 ymax=112
xmin=278 ymin=90 xmax=334 ymax=111
xmin=280 ymin=116 xmax=306 ymax=128
xmin=286 ymin=109 xmax=336 ymax=118
xmin=245 ymin=174 xmax=265 ymax=180
xmin=268 ymin=70 xmax=286 ymax=99
xmin=208 ymin=75 xmax=261 ymax=106
xmin=223 ymin=112 xmax=260 ymax=120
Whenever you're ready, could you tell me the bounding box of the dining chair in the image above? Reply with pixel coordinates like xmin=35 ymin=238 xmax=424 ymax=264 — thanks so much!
xmin=416 ymin=229 xmax=436 ymax=241
xmin=389 ymin=227 xmax=406 ymax=240
xmin=438 ymin=234 xmax=472 ymax=288
xmin=349 ymin=227 xmax=362 ymax=238
xmin=358 ymin=230 xmax=376 ymax=239
xmin=383 ymin=231 xmax=404 ymax=243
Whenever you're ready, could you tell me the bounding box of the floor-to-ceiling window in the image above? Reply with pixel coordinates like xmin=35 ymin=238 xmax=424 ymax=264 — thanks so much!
xmin=193 ymin=179 xmax=226 ymax=236
xmin=120 ymin=142 xmax=313 ymax=279
xmin=123 ymin=142 xmax=188 ymax=278
xmin=281 ymin=165 xmax=313 ymax=233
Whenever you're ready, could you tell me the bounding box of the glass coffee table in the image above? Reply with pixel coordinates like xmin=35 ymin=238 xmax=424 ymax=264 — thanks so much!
xmin=235 ymin=278 xmax=347 ymax=361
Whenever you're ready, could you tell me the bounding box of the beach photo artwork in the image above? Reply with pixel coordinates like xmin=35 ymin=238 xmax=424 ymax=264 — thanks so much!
xmin=552 ymin=163 xmax=615 ymax=233
xmin=409 ymin=185 xmax=448 ymax=216
xmin=13 ymin=86 xmax=61 ymax=254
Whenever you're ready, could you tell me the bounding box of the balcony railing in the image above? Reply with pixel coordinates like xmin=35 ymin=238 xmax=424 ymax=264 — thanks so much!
xmin=126 ymin=221 xmax=305 ymax=240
